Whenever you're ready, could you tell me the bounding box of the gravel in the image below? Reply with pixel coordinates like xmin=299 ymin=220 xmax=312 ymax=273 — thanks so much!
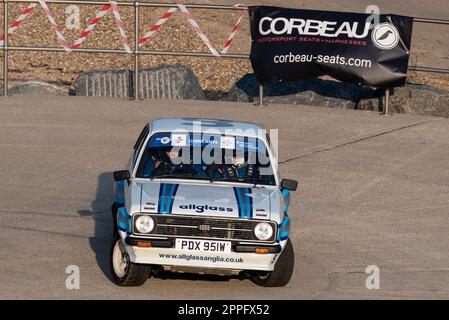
xmin=0 ymin=2 xmax=252 ymax=93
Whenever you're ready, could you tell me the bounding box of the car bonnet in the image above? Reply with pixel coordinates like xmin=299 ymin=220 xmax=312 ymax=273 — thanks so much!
xmin=139 ymin=181 xmax=275 ymax=220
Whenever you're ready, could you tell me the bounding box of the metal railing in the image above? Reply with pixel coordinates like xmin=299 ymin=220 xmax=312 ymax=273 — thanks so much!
xmin=1 ymin=0 xmax=449 ymax=110
xmin=1 ymin=0 xmax=249 ymax=99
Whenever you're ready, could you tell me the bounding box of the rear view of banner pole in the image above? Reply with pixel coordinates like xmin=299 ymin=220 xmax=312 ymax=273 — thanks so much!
xmin=384 ymin=88 xmax=391 ymax=115
xmin=257 ymin=84 xmax=264 ymax=106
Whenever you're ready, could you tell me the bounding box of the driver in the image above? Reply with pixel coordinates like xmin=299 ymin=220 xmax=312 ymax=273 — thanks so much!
xmin=152 ymin=147 xmax=194 ymax=176
xmin=212 ymin=150 xmax=257 ymax=179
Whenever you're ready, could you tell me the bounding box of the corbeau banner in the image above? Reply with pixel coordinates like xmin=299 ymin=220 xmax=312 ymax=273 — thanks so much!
xmin=249 ymin=6 xmax=414 ymax=88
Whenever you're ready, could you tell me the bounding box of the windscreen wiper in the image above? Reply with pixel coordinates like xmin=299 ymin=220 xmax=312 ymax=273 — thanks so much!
xmin=150 ymin=173 xmax=209 ymax=180
xmin=220 ymin=177 xmax=272 ymax=187
xmin=247 ymin=177 xmax=273 ymax=187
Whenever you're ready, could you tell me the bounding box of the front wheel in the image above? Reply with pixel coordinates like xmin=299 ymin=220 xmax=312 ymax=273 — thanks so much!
xmin=251 ymin=239 xmax=294 ymax=287
xmin=109 ymin=234 xmax=151 ymax=286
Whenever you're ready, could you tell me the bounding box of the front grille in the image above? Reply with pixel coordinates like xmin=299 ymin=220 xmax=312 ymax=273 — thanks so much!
xmin=133 ymin=214 xmax=277 ymax=243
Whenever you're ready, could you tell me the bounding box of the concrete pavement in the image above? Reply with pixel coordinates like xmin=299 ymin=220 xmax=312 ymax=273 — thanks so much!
xmin=0 ymin=96 xmax=448 ymax=299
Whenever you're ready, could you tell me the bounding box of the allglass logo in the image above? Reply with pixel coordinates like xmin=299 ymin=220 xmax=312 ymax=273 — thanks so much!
xmin=179 ymin=204 xmax=234 ymax=213
xmin=259 ymin=17 xmax=372 ymax=38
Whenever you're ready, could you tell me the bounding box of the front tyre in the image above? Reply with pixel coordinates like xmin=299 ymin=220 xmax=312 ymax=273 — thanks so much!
xmin=252 ymin=239 xmax=294 ymax=287
xmin=110 ymin=234 xmax=151 ymax=286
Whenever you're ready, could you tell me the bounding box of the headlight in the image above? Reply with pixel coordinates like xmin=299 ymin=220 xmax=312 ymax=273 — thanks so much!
xmin=254 ymin=222 xmax=274 ymax=241
xmin=135 ymin=215 xmax=155 ymax=234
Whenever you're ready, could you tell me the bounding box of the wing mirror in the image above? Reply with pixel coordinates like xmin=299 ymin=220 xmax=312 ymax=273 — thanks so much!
xmin=113 ymin=170 xmax=130 ymax=182
xmin=281 ymin=179 xmax=298 ymax=191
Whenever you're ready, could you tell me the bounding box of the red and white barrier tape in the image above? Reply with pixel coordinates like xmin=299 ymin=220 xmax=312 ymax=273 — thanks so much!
xmin=39 ymin=0 xmax=72 ymax=52
xmin=1 ymin=2 xmax=244 ymax=56
xmin=176 ymin=3 xmax=220 ymax=57
xmin=221 ymin=5 xmax=244 ymax=54
xmin=71 ymin=2 xmax=130 ymax=52
xmin=139 ymin=4 xmax=244 ymax=55
xmin=1 ymin=1 xmax=130 ymax=53
xmin=110 ymin=1 xmax=131 ymax=53
xmin=0 ymin=3 xmax=37 ymax=47
xmin=139 ymin=7 xmax=178 ymax=46
xmin=71 ymin=4 xmax=111 ymax=49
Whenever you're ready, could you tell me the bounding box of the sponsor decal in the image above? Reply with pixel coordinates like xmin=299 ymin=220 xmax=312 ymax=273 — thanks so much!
xmin=233 ymin=187 xmax=253 ymax=218
xmin=152 ymin=135 xmax=171 ymax=146
xmin=117 ymin=207 xmax=132 ymax=234
xmin=171 ymin=133 xmax=187 ymax=146
xmin=159 ymin=253 xmax=245 ymax=264
xmin=189 ymin=135 xmax=219 ymax=146
xmin=158 ymin=183 xmax=179 ymax=214
xmin=259 ymin=16 xmax=371 ymax=38
xmin=179 ymin=204 xmax=234 ymax=213
xmin=236 ymin=139 xmax=259 ymax=152
xmin=150 ymin=132 xmax=265 ymax=153
xmin=249 ymin=6 xmax=414 ymax=88
xmin=371 ymin=22 xmax=399 ymax=50
xmin=255 ymin=213 xmax=268 ymax=217
xmin=220 ymin=136 xmax=236 ymax=149
xmin=115 ymin=179 xmax=125 ymax=205
xmin=160 ymin=136 xmax=171 ymax=144
xmin=278 ymin=215 xmax=290 ymax=240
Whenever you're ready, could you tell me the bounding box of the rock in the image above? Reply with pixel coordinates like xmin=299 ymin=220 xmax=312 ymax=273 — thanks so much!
xmin=8 ymin=81 xmax=68 ymax=96
xmin=225 ymin=73 xmax=376 ymax=109
xmin=355 ymin=96 xmax=385 ymax=112
xmin=357 ymin=84 xmax=449 ymax=117
xmin=73 ymin=70 xmax=131 ymax=98
xmin=263 ymin=89 xmax=357 ymax=109
xmin=138 ymin=65 xmax=205 ymax=100
xmin=73 ymin=64 xmax=205 ymax=100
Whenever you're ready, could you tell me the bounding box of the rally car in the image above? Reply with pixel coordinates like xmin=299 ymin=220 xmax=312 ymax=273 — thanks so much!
xmin=110 ymin=118 xmax=298 ymax=287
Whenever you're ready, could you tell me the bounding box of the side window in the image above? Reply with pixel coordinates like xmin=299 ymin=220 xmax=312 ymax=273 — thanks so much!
xmin=132 ymin=125 xmax=149 ymax=168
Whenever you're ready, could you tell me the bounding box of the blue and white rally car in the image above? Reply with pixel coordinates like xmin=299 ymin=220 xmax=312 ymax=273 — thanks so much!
xmin=110 ymin=118 xmax=298 ymax=287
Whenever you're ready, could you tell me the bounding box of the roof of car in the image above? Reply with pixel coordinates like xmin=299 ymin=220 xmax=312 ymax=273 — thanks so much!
xmin=149 ymin=118 xmax=264 ymax=138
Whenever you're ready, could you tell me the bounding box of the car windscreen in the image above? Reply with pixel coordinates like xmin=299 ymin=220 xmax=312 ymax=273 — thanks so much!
xmin=136 ymin=132 xmax=275 ymax=185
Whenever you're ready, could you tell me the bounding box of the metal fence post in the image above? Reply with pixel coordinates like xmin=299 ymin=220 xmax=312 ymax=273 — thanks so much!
xmin=257 ymin=83 xmax=264 ymax=106
xmin=384 ymin=88 xmax=390 ymax=115
xmin=3 ymin=0 xmax=8 ymax=96
xmin=133 ymin=1 xmax=139 ymax=100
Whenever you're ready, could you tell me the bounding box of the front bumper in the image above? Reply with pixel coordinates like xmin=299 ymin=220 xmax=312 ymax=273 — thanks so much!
xmin=124 ymin=236 xmax=283 ymax=271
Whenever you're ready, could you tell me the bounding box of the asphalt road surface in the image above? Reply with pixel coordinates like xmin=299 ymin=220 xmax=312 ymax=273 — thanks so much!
xmin=0 ymin=96 xmax=448 ymax=299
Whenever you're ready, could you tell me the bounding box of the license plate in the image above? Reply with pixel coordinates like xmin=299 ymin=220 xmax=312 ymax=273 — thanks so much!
xmin=176 ymin=239 xmax=232 ymax=253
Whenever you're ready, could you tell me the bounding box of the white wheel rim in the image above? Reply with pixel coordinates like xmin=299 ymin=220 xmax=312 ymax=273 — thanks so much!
xmin=259 ymin=272 xmax=270 ymax=280
xmin=112 ymin=240 xmax=129 ymax=278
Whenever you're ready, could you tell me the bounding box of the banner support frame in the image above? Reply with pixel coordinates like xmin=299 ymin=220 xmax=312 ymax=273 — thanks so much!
xmin=383 ymin=88 xmax=391 ymax=115
xmin=256 ymin=83 xmax=264 ymax=106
